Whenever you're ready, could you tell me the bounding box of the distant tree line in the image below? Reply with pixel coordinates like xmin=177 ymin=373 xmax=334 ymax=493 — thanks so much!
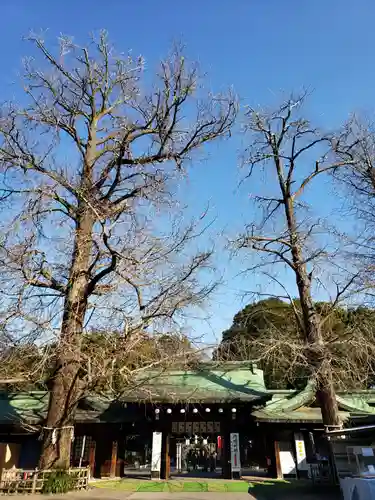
xmin=214 ymin=298 xmax=375 ymax=390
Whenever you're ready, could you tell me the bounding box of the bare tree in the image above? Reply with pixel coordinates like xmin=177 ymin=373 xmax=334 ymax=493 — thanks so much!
xmin=234 ymin=93 xmax=357 ymax=429
xmin=0 ymin=31 xmax=236 ymax=468
xmin=332 ymin=115 xmax=375 ymax=291
xmin=216 ymin=302 xmax=375 ymax=391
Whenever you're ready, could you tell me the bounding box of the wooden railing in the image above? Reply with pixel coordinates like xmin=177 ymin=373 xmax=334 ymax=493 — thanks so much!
xmin=0 ymin=466 xmax=89 ymax=494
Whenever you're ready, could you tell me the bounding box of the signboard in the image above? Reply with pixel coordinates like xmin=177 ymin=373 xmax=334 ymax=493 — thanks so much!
xmin=362 ymin=448 xmax=374 ymax=457
xmin=280 ymin=451 xmax=296 ymax=475
xmin=151 ymin=432 xmax=162 ymax=472
xmin=178 ymin=422 xmax=185 ymax=434
xmin=170 ymin=421 xmax=221 ymax=435
xmin=279 ymin=441 xmax=296 ymax=476
xmin=230 ymin=432 xmax=241 ymax=473
xmin=294 ymin=433 xmax=308 ymax=472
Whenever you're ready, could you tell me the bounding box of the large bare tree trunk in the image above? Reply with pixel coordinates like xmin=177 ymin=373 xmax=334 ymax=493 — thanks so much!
xmin=39 ymin=209 xmax=94 ymax=468
xmin=285 ymin=175 xmax=341 ymax=428
xmin=290 ymin=212 xmax=341 ymax=428
xmin=295 ymin=267 xmax=341 ymax=428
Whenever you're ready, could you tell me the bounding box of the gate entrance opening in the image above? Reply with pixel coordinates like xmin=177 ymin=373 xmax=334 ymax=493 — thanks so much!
xmin=170 ymin=434 xmax=222 ymax=478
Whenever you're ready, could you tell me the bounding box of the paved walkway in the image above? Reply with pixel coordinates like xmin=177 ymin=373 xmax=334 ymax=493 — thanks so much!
xmin=28 ymin=485 xmax=340 ymax=500
xmin=42 ymin=493 xmax=254 ymax=500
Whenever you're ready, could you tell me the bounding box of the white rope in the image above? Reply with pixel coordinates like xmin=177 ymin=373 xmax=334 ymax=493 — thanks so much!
xmin=39 ymin=425 xmax=75 ymax=445
xmin=42 ymin=425 xmax=74 ymax=430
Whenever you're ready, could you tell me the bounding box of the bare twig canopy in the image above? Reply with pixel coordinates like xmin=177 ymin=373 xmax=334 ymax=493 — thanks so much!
xmin=0 ymin=31 xmax=237 ymax=468
xmin=233 ymin=93 xmax=360 ymax=428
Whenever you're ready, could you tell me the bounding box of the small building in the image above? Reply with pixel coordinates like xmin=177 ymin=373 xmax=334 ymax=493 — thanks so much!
xmin=1 ymin=361 xmax=375 ymax=480
xmin=327 ymin=425 xmax=375 ymax=499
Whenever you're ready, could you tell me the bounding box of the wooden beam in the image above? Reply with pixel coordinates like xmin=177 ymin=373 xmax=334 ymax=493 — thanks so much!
xmin=110 ymin=441 xmax=118 ymax=478
xmin=88 ymin=441 xmax=96 ymax=479
xmin=274 ymin=441 xmax=283 ymax=479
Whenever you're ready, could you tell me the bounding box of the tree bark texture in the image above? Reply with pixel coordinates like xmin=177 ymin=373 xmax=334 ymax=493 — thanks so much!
xmin=39 ymin=210 xmax=94 ymax=468
xmin=39 ymin=121 xmax=97 ymax=470
xmin=282 ymin=172 xmax=341 ymax=428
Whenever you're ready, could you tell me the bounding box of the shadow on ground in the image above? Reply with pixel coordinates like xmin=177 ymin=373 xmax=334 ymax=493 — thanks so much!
xmin=248 ymin=481 xmax=341 ymax=500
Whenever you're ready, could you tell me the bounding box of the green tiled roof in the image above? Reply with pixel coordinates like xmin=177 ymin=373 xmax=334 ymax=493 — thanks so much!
xmin=2 ymin=363 xmax=375 ymax=426
xmin=336 ymin=394 xmax=375 ymax=415
xmin=119 ymin=362 xmax=268 ymax=403
xmin=251 ymin=381 xmax=375 ymax=423
xmin=0 ymin=391 xmax=47 ymax=424
xmin=0 ymin=362 xmax=268 ymax=425
xmin=253 ymin=406 xmax=351 ymax=423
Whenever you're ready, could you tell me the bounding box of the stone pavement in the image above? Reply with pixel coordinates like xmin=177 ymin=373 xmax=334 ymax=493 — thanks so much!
xmin=23 ymin=484 xmax=340 ymax=500
xmin=43 ymin=493 xmax=254 ymax=500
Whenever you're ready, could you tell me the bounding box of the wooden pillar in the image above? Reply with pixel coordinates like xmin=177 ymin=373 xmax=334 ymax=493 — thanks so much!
xmin=110 ymin=441 xmax=118 ymax=478
xmin=160 ymin=433 xmax=170 ymax=480
xmin=165 ymin=434 xmax=170 ymax=480
xmin=88 ymin=441 xmax=96 ymax=479
xmin=221 ymin=431 xmax=230 ymax=478
xmin=274 ymin=441 xmax=283 ymax=479
xmin=0 ymin=443 xmax=5 ymax=480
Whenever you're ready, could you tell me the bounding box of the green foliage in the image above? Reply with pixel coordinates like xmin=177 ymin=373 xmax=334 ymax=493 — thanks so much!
xmin=41 ymin=470 xmax=77 ymax=494
xmin=214 ymin=298 xmax=375 ymax=389
xmin=0 ymin=329 xmax=200 ymax=393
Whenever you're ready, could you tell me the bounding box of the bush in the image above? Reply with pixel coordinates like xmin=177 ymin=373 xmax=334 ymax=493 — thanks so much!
xmin=42 ymin=470 xmax=77 ymax=494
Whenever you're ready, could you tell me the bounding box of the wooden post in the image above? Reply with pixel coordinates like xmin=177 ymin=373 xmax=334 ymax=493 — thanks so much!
xmin=0 ymin=443 xmax=5 ymax=481
xmin=160 ymin=433 xmax=170 ymax=480
xmin=31 ymin=470 xmax=38 ymax=494
xmin=88 ymin=441 xmax=96 ymax=479
xmin=274 ymin=441 xmax=283 ymax=479
xmin=110 ymin=441 xmax=118 ymax=478
xmin=165 ymin=435 xmax=170 ymax=480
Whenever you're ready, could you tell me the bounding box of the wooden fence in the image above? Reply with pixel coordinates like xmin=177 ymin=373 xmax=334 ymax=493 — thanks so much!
xmin=0 ymin=466 xmax=89 ymax=494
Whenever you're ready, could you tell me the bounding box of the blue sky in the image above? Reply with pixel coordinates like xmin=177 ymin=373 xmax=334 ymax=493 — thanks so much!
xmin=1 ymin=0 xmax=374 ymax=344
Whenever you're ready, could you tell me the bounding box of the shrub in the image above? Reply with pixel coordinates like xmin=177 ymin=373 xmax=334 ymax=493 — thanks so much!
xmin=42 ymin=470 xmax=77 ymax=494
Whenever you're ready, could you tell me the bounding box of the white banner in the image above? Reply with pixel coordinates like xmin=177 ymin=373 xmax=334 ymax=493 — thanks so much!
xmin=151 ymin=432 xmax=162 ymax=472
xmin=176 ymin=443 xmax=182 ymax=472
xmin=230 ymin=432 xmax=241 ymax=473
xmin=294 ymin=433 xmax=308 ymax=471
